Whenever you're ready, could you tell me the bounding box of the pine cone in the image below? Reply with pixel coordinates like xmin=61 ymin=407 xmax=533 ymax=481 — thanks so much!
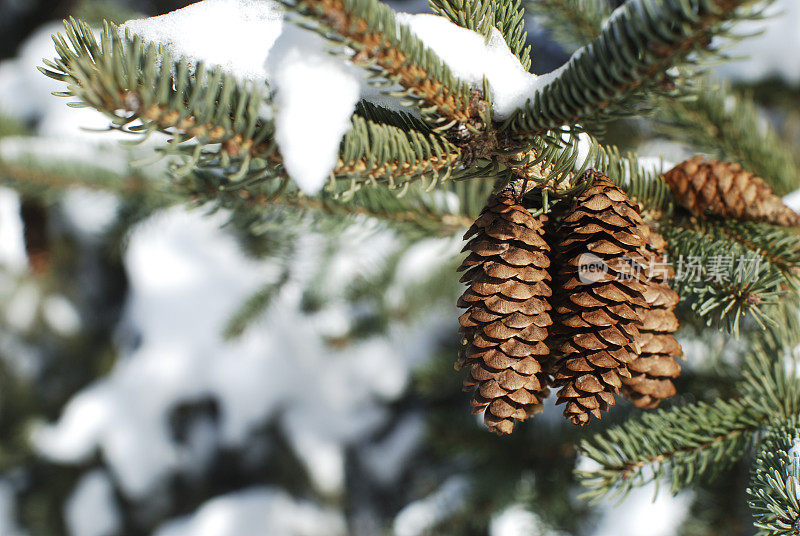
xmin=457 ymin=189 xmax=552 ymax=435
xmin=622 ymin=231 xmax=682 ymax=409
xmin=664 ymin=156 xmax=800 ymax=227
xmin=550 ymin=171 xmax=651 ymax=426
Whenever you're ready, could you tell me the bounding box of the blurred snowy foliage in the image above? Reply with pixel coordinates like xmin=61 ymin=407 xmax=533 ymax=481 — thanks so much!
xmin=715 ymin=0 xmax=800 ymax=84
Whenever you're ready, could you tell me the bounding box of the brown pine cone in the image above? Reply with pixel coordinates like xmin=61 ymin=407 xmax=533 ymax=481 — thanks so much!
xmin=550 ymin=171 xmax=651 ymax=426
xmin=456 ymin=189 xmax=553 ymax=435
xmin=622 ymin=231 xmax=682 ymax=409
xmin=663 ymin=156 xmax=800 ymax=227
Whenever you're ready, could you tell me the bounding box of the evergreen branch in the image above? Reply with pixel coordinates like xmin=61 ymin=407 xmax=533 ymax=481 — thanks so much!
xmin=334 ymin=114 xmax=464 ymax=192
xmin=505 ymin=0 xmax=775 ymax=138
xmin=280 ymin=0 xmax=484 ymax=129
xmin=179 ymin=169 xmax=484 ymax=238
xmin=224 ymin=268 xmax=292 ymax=339
xmin=428 ymin=0 xmax=495 ymax=39
xmin=654 ymin=81 xmax=800 ymax=196
xmin=0 ymin=139 xmax=472 ymax=241
xmin=661 ymin=225 xmax=788 ymax=334
xmin=430 ymin=0 xmax=531 ymax=70
xmin=694 ymin=218 xmax=800 ymax=285
xmin=492 ymin=0 xmax=531 ymax=71
xmin=525 ymin=1 xmax=799 ymax=198
xmin=747 ymin=422 xmax=800 ymax=536
xmin=740 ymin=320 xmax=800 ymax=420
xmin=0 ymin=159 xmax=151 ymax=200
xmin=502 ymin=133 xmax=674 ymax=214
xmin=43 ymin=18 xmax=281 ymax=181
xmin=578 ymin=399 xmax=764 ymax=500
xmin=42 ymin=19 xmax=464 ymax=192
xmin=524 ymin=0 xmax=610 ymax=50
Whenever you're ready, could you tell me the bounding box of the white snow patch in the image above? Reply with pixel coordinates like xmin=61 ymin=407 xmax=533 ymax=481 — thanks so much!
xmin=715 ymin=0 xmax=800 ymax=84
xmin=0 ymin=187 xmax=27 ymax=273
xmin=490 ymin=504 xmax=566 ymax=536
xmin=393 ymin=476 xmax=470 ymax=536
xmin=361 ymin=414 xmax=425 ymax=485
xmin=60 ymin=189 xmax=120 ymax=238
xmin=43 ymin=294 xmax=82 ymax=337
xmin=784 ymin=188 xmax=800 ymax=212
xmin=0 ymin=24 xmax=134 ymax=143
xmin=121 ymin=3 xmax=550 ymax=121
xmin=32 ymin=383 xmax=115 ymax=462
xmin=0 ymin=137 xmax=130 ymax=176
xmin=385 ymin=236 xmax=462 ymax=310
xmin=637 ymin=156 xmax=674 ymax=176
xmin=266 ymin=25 xmax=361 ymax=193
xmin=636 ymin=140 xmax=690 ymax=171
xmin=574 ymin=454 xmax=603 ymax=475
xmin=590 ymin=481 xmax=692 ymax=536
xmin=152 ymin=487 xmax=346 ymax=536
xmin=395 ymin=13 xmax=542 ymax=119
xmin=0 ymin=480 xmax=26 ymax=536
xmin=0 ymin=23 xmax=69 ymax=122
xmin=785 ymin=438 xmax=800 ymax=498
xmin=5 ymin=283 xmax=40 ymax=332
xmin=574 ymin=132 xmax=592 ymax=170
xmin=121 ymin=0 xmax=284 ymax=84
xmin=284 ymin=429 xmax=346 ymax=496
xmin=64 ymin=470 xmax=121 ymax=536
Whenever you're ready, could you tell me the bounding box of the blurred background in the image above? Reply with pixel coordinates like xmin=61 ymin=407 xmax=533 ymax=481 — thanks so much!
xmin=0 ymin=1 xmax=798 ymax=535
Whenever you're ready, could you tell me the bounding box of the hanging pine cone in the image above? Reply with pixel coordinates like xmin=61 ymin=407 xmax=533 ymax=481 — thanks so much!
xmin=456 ymin=189 xmax=552 ymax=435
xmin=550 ymin=171 xmax=651 ymax=426
xmin=622 ymin=231 xmax=682 ymax=409
xmin=663 ymin=156 xmax=800 ymax=227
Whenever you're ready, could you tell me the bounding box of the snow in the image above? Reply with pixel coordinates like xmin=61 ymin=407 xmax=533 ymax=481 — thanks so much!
xmin=0 ymin=24 xmax=133 ymax=143
xmin=590 ymin=481 xmax=692 ymax=536
xmin=64 ymin=470 xmax=121 ymax=536
xmin=42 ymin=294 xmax=82 ymax=337
xmin=152 ymin=487 xmax=346 ymax=536
xmin=0 ymin=23 xmax=67 ymax=123
xmin=31 ymin=205 xmax=450 ymax=498
xmin=0 ymin=137 xmax=130 ymax=176
xmin=784 ymin=188 xmax=800 ymax=212
xmin=395 ymin=13 xmax=543 ymax=119
xmin=785 ymin=438 xmax=800 ymax=498
xmin=0 ymin=187 xmax=27 ymax=273
xmin=715 ymin=0 xmax=800 ymax=84
xmin=5 ymin=282 xmax=40 ymax=332
xmin=121 ymin=0 xmax=284 ymax=84
xmin=266 ymin=24 xmax=361 ymax=194
xmin=59 ymin=190 xmax=120 ymax=239
xmin=361 ymin=414 xmax=425 ymax=485
xmin=386 ymin=236 xmax=462 ymax=309
xmin=574 ymin=132 xmax=592 ymax=170
xmin=285 ymin=429 xmax=346 ymax=496
xmin=490 ymin=504 xmax=566 ymax=536
xmin=117 ymin=0 xmax=576 ymax=191
xmin=392 ymin=476 xmax=470 ymax=536
xmin=0 ymin=480 xmax=26 ymax=536
xmin=637 ymin=156 xmax=675 ymax=176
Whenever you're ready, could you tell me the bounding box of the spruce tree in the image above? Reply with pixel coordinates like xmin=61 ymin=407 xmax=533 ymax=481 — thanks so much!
xmin=1 ymin=0 xmax=799 ymax=533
